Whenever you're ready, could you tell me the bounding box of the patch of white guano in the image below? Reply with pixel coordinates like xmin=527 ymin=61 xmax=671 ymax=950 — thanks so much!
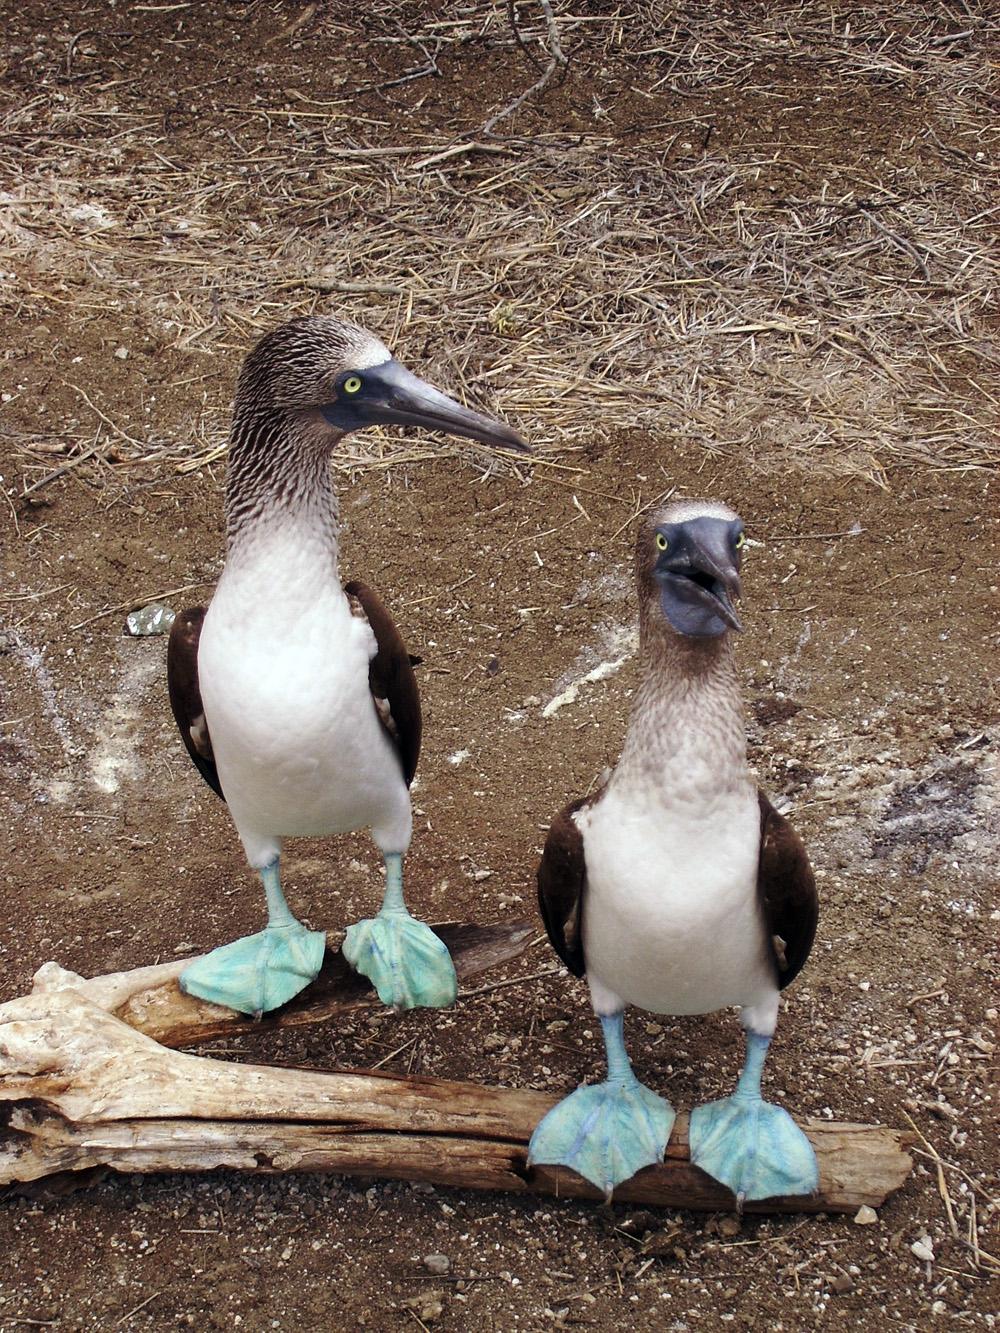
xmin=45 ymin=778 xmax=75 ymax=805
xmin=6 ymin=630 xmax=79 ymax=761
xmin=543 ymin=621 xmax=638 ymax=718
xmin=89 ymin=649 xmax=162 ymax=795
xmin=67 ymin=202 xmax=116 ymax=230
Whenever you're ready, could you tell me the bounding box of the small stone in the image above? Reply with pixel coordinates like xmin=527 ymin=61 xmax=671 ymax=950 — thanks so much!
xmin=717 ymin=1215 xmax=741 ymax=1237
xmin=423 ymin=1253 xmax=450 ymax=1275
xmin=831 ymin=1274 xmax=855 ymax=1294
xmin=482 ymin=1033 xmax=506 ymax=1052
xmin=618 ymin=1210 xmax=656 ymax=1236
xmin=125 ymin=602 xmax=176 ymax=636
xmin=114 ymin=346 xmax=129 ymax=360
xmin=643 ymin=1227 xmax=683 ymax=1258
xmin=523 ymin=695 xmax=541 ymax=708
xmin=854 ymin=1205 xmax=878 ymax=1226
xmin=404 ymin=1290 xmax=445 ymax=1323
xmin=911 ymin=1238 xmax=935 ymax=1263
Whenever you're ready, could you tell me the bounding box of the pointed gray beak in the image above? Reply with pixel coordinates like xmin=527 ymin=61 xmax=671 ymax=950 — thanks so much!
xmin=654 ymin=516 xmax=744 ymax=637
xmin=352 ymin=359 xmax=528 ymax=452
xmin=682 ymin=536 xmax=743 ymax=633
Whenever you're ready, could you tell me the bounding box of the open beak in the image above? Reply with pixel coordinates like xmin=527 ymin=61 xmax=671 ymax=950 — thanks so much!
xmin=656 ymin=520 xmax=743 ymax=636
xmin=354 ymin=359 xmax=528 ymax=453
xmin=679 ymin=563 xmax=743 ymax=633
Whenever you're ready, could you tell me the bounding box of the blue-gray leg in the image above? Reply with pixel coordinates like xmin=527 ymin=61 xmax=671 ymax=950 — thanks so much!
xmin=689 ymin=1031 xmax=819 ymax=1204
xmin=180 ymin=859 xmax=325 ymax=1016
xmin=342 ymin=853 xmax=457 ymax=1011
xmin=527 ymin=1013 xmax=676 ymax=1201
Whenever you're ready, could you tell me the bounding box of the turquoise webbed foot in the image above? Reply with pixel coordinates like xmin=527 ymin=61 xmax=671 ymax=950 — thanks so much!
xmin=179 ymin=857 xmax=324 ymax=1016
xmin=341 ymin=853 xmax=457 ymax=1011
xmin=528 ymin=1076 xmax=675 ymax=1200
xmin=527 ymin=1013 xmax=676 ymax=1200
xmin=180 ymin=921 xmax=325 ymax=1015
xmin=343 ymin=911 xmax=457 ymax=1010
xmin=689 ymin=1031 xmax=819 ymax=1202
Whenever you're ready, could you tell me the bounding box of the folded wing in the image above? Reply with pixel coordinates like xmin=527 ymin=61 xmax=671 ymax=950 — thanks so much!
xmin=167 ymin=607 xmax=224 ymax=800
xmin=345 ymin=579 xmax=421 ymax=787
xmin=756 ymin=791 xmax=818 ymax=989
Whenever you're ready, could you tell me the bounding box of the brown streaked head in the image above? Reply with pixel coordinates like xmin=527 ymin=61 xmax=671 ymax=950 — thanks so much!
xmin=235 ymin=314 xmax=527 ymax=453
xmin=636 ymin=499 xmax=745 ymax=639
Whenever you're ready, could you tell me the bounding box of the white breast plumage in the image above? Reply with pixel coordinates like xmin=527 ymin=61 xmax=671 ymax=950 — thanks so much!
xmin=578 ymin=780 xmax=775 ymax=1017
xmin=196 ymin=533 xmax=410 ymax=865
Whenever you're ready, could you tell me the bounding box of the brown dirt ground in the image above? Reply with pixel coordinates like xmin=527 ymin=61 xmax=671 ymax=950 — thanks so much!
xmin=1 ymin=3 xmax=998 ymax=1330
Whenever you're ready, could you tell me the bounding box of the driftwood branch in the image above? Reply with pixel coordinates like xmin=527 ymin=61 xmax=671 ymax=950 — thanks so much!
xmin=0 ymin=978 xmax=913 ymax=1212
xmin=29 ymin=921 xmax=538 ymax=1050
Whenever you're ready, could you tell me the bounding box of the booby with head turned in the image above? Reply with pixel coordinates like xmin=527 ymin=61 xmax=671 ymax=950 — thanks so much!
xmin=167 ymin=314 xmax=526 ymax=1016
xmin=527 ymin=500 xmax=819 ymax=1203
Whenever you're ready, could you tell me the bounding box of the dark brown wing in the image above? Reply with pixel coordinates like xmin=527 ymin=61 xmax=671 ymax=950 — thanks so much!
xmin=344 ymin=579 xmax=421 ymax=787
xmin=537 ymin=795 xmax=593 ymax=978
xmin=167 ymin=607 xmax=224 ymax=800
xmin=757 ymin=790 xmax=818 ymax=989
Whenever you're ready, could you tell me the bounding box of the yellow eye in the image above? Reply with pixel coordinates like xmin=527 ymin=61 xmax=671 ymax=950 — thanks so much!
xmin=655 ymin=533 xmax=668 ymax=552
xmin=343 ymin=375 xmax=363 ymax=395
xmin=735 ymin=532 xmax=746 ymax=549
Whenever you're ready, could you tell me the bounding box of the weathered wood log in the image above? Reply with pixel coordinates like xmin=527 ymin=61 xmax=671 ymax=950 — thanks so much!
xmin=30 ymin=920 xmax=538 ymax=1049
xmin=0 ymin=985 xmax=913 ymax=1212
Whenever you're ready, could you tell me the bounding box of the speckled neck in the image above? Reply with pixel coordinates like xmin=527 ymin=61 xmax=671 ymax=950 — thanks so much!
xmin=224 ymin=405 xmax=341 ymax=566
xmin=613 ymin=613 xmax=748 ymax=799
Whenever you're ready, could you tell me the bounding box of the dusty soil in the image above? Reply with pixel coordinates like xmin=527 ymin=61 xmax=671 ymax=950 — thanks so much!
xmin=1 ymin=3 xmax=997 ymax=1330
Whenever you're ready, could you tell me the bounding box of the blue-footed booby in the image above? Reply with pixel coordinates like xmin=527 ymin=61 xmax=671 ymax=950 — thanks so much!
xmin=167 ymin=315 xmax=526 ymax=1016
xmin=528 ymin=500 xmax=819 ymax=1204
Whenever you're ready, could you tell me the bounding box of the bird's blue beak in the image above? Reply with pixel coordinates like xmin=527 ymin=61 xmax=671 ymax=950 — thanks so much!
xmin=321 ymin=359 xmax=528 ymax=452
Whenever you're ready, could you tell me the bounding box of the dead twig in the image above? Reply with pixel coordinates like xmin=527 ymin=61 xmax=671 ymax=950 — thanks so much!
xmin=70 ymin=581 xmax=217 ymax=632
xmin=484 ymin=0 xmax=569 ymax=136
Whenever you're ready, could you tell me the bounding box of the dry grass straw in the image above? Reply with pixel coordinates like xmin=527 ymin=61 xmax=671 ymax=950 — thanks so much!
xmin=1 ymin=1 xmax=997 ymax=489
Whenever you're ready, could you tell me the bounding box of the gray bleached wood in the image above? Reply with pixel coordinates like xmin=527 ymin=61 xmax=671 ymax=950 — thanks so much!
xmin=1 ymin=956 xmax=913 ymax=1212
